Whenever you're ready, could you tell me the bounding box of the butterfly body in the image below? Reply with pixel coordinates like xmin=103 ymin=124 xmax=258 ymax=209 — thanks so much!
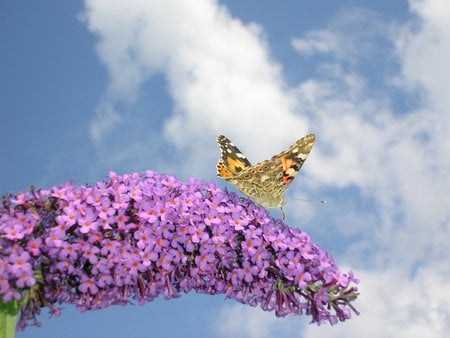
xmin=216 ymin=134 xmax=315 ymax=208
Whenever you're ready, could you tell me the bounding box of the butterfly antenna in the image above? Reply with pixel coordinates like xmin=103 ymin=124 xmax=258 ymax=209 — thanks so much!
xmin=290 ymin=197 xmax=327 ymax=204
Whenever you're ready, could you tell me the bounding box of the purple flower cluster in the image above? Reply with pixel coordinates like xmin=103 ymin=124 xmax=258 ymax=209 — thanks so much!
xmin=0 ymin=171 xmax=359 ymax=329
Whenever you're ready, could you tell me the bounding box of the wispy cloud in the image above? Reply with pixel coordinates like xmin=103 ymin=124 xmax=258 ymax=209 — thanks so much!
xmin=214 ymin=305 xmax=303 ymax=338
xmin=82 ymin=0 xmax=311 ymax=178
xmin=288 ymin=1 xmax=450 ymax=336
xmin=82 ymin=0 xmax=450 ymax=336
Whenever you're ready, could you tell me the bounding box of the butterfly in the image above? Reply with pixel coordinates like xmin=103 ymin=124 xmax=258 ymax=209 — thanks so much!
xmin=216 ymin=134 xmax=315 ymax=219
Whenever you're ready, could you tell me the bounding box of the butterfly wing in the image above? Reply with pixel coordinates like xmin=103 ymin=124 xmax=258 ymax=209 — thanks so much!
xmin=216 ymin=135 xmax=252 ymax=179
xmin=227 ymin=156 xmax=286 ymax=207
xmin=275 ymin=133 xmax=315 ymax=186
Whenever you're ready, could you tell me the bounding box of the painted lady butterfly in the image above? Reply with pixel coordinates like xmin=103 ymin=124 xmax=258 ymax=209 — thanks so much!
xmin=216 ymin=134 xmax=315 ymax=217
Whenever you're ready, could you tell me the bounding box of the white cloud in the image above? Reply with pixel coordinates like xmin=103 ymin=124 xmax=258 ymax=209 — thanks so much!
xmin=287 ymin=1 xmax=450 ymax=336
xmin=304 ymin=265 xmax=450 ymax=338
xmin=292 ymin=30 xmax=339 ymax=56
xmin=89 ymin=98 xmax=122 ymax=143
xmin=214 ymin=304 xmax=306 ymax=338
xmin=289 ymin=0 xmax=450 ymax=245
xmin=399 ymin=0 xmax=450 ymax=108
xmin=394 ymin=0 xmax=450 ymax=159
xmin=291 ymin=7 xmax=391 ymax=66
xmin=82 ymin=0 xmax=450 ymax=336
xmin=214 ymin=305 xmax=276 ymax=338
xmin=215 ymin=266 xmax=450 ymax=338
xmin=83 ymin=0 xmax=312 ymax=178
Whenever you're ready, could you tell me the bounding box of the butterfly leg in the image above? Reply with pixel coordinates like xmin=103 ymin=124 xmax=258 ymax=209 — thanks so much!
xmin=280 ymin=206 xmax=285 ymax=220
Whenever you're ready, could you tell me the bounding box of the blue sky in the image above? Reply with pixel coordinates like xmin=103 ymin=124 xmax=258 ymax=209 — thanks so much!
xmin=2 ymin=0 xmax=449 ymax=337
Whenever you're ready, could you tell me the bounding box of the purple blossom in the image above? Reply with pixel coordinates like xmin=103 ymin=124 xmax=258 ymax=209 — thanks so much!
xmin=0 ymin=170 xmax=359 ymax=330
xmin=79 ymin=276 xmax=99 ymax=294
xmin=238 ymin=261 xmax=259 ymax=283
xmin=15 ymin=270 xmax=35 ymax=288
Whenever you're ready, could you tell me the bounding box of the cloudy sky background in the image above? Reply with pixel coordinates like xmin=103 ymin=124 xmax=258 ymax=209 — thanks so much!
xmin=1 ymin=0 xmax=449 ymax=337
